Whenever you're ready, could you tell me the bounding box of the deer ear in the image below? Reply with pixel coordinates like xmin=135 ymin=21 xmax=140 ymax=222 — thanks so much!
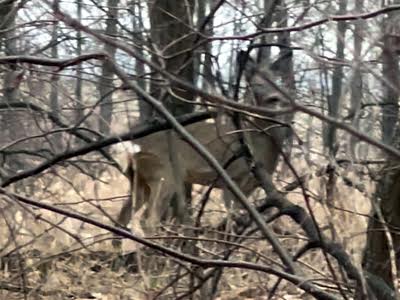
xmin=240 ymin=53 xmax=258 ymax=81
xmin=237 ymin=50 xmax=251 ymax=72
xmin=270 ymin=50 xmax=293 ymax=72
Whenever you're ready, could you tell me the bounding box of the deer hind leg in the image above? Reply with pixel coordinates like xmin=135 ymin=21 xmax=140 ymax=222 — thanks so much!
xmin=115 ymin=151 xmax=151 ymax=229
xmin=115 ymin=168 xmax=135 ymax=230
xmin=112 ymin=163 xmax=134 ymax=249
xmin=127 ymin=151 xmax=170 ymax=234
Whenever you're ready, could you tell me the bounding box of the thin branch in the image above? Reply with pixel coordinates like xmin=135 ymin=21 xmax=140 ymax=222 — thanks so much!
xmin=209 ymin=4 xmax=400 ymax=39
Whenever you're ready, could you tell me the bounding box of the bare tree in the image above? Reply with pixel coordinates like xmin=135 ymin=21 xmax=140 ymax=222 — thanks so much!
xmin=98 ymin=0 xmax=118 ymax=134
xmin=148 ymin=0 xmax=195 ymax=224
xmin=362 ymin=3 xmax=400 ymax=293
xmin=324 ymin=0 xmax=347 ymax=157
xmin=348 ymin=0 xmax=364 ymax=159
xmin=74 ymin=0 xmax=84 ymax=124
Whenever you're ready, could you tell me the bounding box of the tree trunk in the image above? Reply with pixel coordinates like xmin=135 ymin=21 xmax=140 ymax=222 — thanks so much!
xmin=381 ymin=12 xmax=400 ymax=145
xmin=324 ymin=0 xmax=347 ymax=156
xmin=362 ymin=4 xmax=400 ymax=294
xmin=349 ymin=0 xmax=364 ymax=159
xmin=1 ymin=0 xmax=23 ymax=146
xmin=98 ymin=0 xmax=118 ymax=135
xmin=149 ymin=0 xmax=195 ymax=116
xmin=275 ymin=0 xmax=295 ymax=157
xmin=149 ymin=0 xmax=195 ymax=223
xmin=50 ymin=21 xmax=62 ymax=151
xmin=197 ymin=0 xmax=214 ymax=91
xmin=131 ymin=1 xmax=152 ymax=121
xmin=362 ymin=129 xmax=400 ymax=294
xmin=75 ymin=0 xmax=84 ymax=123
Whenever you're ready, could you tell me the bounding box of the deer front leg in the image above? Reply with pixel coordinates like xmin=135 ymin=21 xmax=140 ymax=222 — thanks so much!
xmin=145 ymin=177 xmax=168 ymax=233
xmin=223 ymin=174 xmax=255 ymax=212
xmin=222 ymin=176 xmax=255 ymax=234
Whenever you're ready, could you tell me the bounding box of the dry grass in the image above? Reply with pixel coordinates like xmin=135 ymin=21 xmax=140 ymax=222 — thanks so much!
xmin=0 ymin=153 xmax=375 ymax=299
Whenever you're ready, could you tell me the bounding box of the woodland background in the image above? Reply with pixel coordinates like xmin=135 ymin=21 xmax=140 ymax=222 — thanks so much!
xmin=0 ymin=0 xmax=400 ymax=299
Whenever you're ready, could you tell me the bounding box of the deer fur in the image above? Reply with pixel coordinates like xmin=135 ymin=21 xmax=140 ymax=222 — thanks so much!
xmin=116 ymin=111 xmax=289 ymax=231
xmin=115 ymin=56 xmax=293 ymax=232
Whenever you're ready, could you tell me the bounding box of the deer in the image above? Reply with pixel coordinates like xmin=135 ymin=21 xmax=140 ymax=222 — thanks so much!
xmin=115 ymin=55 xmax=294 ymax=233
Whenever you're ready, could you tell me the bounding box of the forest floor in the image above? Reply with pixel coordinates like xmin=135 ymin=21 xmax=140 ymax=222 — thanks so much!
xmin=0 ymin=156 xmax=372 ymax=299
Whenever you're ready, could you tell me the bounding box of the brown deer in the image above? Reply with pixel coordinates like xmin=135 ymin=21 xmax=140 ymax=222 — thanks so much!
xmin=115 ymin=57 xmax=293 ymax=232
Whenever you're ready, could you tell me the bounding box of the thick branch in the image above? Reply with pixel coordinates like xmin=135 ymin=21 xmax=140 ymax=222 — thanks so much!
xmin=0 ymin=52 xmax=106 ymax=69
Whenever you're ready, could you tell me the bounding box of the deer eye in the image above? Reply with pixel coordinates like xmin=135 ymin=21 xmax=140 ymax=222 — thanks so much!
xmin=257 ymin=95 xmax=280 ymax=107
